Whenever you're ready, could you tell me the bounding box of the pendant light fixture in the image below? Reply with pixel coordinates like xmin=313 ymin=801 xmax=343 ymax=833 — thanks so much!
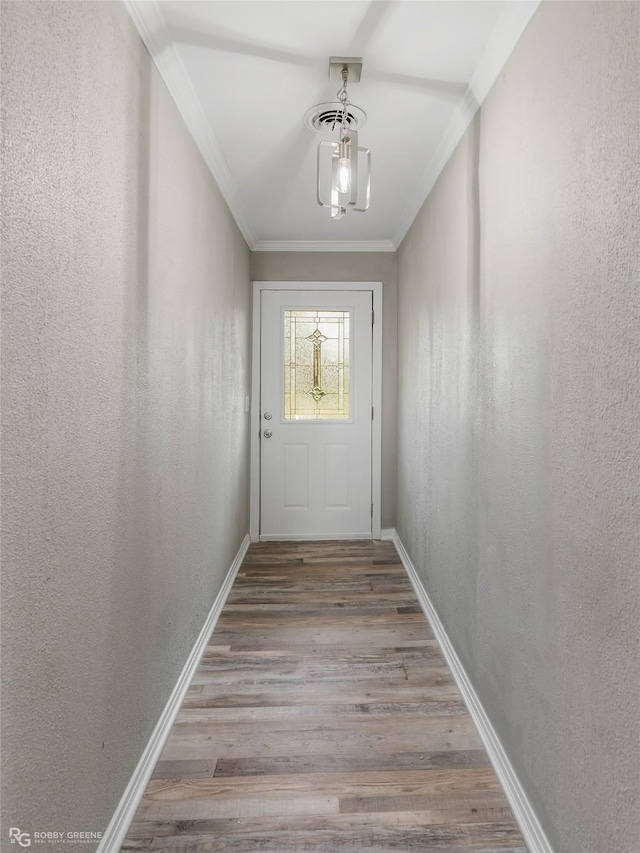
xmin=305 ymin=58 xmax=371 ymax=220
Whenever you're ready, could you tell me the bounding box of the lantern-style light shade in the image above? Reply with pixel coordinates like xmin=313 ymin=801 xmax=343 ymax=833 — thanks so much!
xmin=317 ymin=130 xmax=370 ymax=220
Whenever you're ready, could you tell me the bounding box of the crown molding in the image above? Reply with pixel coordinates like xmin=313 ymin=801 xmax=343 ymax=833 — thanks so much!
xmin=124 ymin=0 xmax=257 ymax=248
xmin=392 ymin=0 xmax=540 ymax=249
xmin=126 ymin=0 xmax=538 ymax=254
xmin=251 ymin=240 xmax=396 ymax=253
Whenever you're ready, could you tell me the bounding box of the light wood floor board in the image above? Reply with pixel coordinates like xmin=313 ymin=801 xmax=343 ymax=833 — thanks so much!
xmin=122 ymin=540 xmax=526 ymax=852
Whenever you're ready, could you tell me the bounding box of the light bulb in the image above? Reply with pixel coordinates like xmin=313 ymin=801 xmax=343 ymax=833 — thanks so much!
xmin=334 ymin=137 xmax=351 ymax=196
xmin=336 ymin=158 xmax=351 ymax=194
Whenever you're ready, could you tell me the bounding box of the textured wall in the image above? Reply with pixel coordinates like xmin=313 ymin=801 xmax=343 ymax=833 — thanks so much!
xmin=1 ymin=0 xmax=251 ymax=844
xmin=396 ymin=3 xmax=639 ymax=851
xmin=251 ymin=251 xmax=397 ymax=528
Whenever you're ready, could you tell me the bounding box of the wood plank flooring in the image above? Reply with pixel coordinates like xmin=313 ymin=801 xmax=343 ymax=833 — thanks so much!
xmin=122 ymin=540 xmax=526 ymax=852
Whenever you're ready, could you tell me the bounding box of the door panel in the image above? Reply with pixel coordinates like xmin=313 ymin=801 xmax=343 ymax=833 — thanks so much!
xmin=283 ymin=444 xmax=308 ymax=507
xmin=260 ymin=290 xmax=372 ymax=538
xmin=325 ymin=444 xmax=350 ymax=508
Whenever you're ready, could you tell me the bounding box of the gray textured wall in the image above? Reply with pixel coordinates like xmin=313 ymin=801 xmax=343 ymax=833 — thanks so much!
xmin=251 ymin=251 xmax=397 ymax=529
xmin=396 ymin=3 xmax=640 ymax=851
xmin=1 ymin=0 xmax=251 ymax=843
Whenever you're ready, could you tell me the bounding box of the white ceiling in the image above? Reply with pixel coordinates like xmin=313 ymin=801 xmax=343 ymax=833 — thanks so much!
xmin=126 ymin=1 xmax=539 ymax=251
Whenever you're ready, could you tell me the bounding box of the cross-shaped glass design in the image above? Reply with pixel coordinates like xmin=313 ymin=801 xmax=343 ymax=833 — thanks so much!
xmin=307 ymin=329 xmax=328 ymax=345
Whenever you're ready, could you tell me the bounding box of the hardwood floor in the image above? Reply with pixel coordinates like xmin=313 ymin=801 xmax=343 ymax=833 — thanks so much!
xmin=122 ymin=540 xmax=526 ymax=852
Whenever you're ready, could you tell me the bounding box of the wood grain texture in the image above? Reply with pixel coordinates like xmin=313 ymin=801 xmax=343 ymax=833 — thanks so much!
xmin=122 ymin=540 xmax=526 ymax=851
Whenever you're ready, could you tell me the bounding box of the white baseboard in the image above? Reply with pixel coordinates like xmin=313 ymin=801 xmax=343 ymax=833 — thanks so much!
xmin=97 ymin=533 xmax=251 ymax=853
xmin=380 ymin=528 xmax=395 ymax=540
xmin=391 ymin=529 xmax=553 ymax=853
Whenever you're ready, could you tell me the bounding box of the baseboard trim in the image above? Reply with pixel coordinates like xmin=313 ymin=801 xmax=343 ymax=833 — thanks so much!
xmin=391 ymin=529 xmax=553 ymax=853
xmin=380 ymin=528 xmax=395 ymax=540
xmin=97 ymin=534 xmax=251 ymax=853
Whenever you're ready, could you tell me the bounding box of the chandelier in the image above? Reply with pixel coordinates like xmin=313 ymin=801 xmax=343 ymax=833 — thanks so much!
xmin=305 ymin=58 xmax=371 ymax=220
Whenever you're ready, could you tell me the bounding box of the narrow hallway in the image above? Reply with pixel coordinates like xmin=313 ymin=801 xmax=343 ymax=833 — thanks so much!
xmin=122 ymin=540 xmax=525 ymax=852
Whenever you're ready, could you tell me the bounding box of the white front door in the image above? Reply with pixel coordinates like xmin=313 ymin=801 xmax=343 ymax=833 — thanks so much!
xmin=259 ymin=289 xmax=373 ymax=538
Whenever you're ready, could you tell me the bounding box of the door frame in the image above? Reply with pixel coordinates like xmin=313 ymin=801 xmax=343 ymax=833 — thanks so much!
xmin=250 ymin=280 xmax=383 ymax=541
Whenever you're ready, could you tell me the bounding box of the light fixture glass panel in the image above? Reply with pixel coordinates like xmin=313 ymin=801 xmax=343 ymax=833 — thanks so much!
xmin=284 ymin=309 xmax=351 ymax=420
xmin=317 ymin=134 xmax=368 ymax=216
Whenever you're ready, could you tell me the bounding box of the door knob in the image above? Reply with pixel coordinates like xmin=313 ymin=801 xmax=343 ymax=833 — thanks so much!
xmin=263 ymin=429 xmax=273 ymax=438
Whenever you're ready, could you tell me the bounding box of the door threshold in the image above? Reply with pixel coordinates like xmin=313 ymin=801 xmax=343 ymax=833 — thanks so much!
xmin=258 ymin=533 xmax=374 ymax=541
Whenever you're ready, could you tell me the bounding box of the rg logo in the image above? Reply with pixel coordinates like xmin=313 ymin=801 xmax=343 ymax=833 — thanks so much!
xmin=9 ymin=829 xmax=31 ymax=847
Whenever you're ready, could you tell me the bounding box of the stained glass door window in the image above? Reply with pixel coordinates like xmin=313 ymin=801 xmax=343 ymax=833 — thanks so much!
xmin=284 ymin=309 xmax=350 ymax=420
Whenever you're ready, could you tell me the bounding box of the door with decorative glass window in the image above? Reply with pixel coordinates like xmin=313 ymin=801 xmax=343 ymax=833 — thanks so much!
xmin=260 ymin=289 xmax=373 ymax=538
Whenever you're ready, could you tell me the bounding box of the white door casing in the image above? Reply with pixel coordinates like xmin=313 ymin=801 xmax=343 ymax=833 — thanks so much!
xmin=250 ymin=282 xmax=382 ymax=541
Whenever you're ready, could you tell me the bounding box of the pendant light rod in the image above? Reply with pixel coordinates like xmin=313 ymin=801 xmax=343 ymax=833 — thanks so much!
xmin=337 ymin=67 xmax=351 ymax=143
